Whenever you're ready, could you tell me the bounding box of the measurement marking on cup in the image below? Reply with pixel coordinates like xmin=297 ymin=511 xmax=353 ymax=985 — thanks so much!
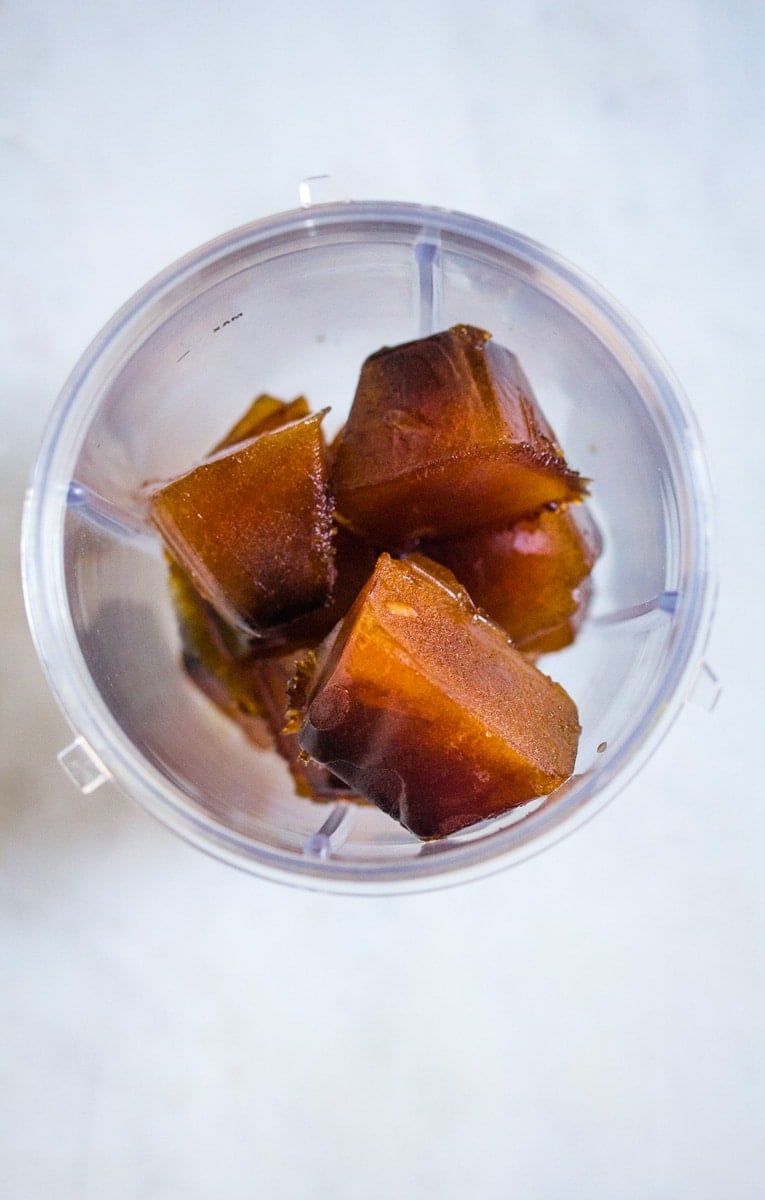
xmin=212 ymin=312 xmax=243 ymax=333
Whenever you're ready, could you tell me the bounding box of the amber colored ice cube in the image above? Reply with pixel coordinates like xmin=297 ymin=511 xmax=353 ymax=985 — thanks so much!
xmin=211 ymin=391 xmax=376 ymax=654
xmin=297 ymin=553 xmax=580 ymax=839
xmin=167 ymin=557 xmax=271 ymax=746
xmin=331 ymin=325 xmax=585 ymax=544
xmin=245 ymin=522 xmax=379 ymax=657
xmin=212 ymin=393 xmax=310 ymax=453
xmin=168 ymin=560 xmax=354 ymax=800
xmin=149 ymin=411 xmax=335 ymax=635
xmin=421 ymin=502 xmax=602 ymax=655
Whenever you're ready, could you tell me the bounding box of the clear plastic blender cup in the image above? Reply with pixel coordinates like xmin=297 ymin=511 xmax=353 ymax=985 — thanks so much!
xmin=21 ymin=200 xmax=717 ymax=893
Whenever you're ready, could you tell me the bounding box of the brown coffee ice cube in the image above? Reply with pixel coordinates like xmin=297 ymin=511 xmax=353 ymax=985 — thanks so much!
xmin=421 ymin=502 xmax=602 ymax=656
xmin=168 ymin=559 xmax=354 ymax=800
xmin=296 ymin=553 xmax=580 ymax=839
xmin=211 ymin=393 xmax=311 ymax=453
xmin=149 ymin=411 xmax=335 ymax=636
xmin=167 ymin=556 xmax=272 ymax=747
xmin=209 ymin=391 xmax=379 ymax=655
xmin=159 ymin=392 xmax=375 ymax=798
xmin=331 ymin=324 xmax=585 ymax=545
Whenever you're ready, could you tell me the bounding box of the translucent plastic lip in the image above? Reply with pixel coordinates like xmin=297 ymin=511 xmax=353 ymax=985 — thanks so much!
xmin=21 ymin=200 xmax=717 ymax=895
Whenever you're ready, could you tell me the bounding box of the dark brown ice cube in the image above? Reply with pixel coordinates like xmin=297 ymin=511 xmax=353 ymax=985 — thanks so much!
xmin=150 ymin=411 xmax=335 ymax=636
xmin=297 ymin=553 xmax=580 ymax=838
xmin=331 ymin=324 xmax=585 ymax=545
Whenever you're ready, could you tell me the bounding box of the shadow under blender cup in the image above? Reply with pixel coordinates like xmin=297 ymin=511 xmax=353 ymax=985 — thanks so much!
xmin=20 ymin=200 xmax=717 ymax=893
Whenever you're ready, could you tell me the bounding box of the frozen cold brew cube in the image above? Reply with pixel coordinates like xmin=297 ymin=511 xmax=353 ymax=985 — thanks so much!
xmin=245 ymin=522 xmax=379 ymax=657
xmin=167 ymin=557 xmax=272 ymax=747
xmin=421 ymin=502 xmax=602 ymax=655
xmin=168 ymin=560 xmax=354 ymax=800
xmin=211 ymin=393 xmax=310 ymax=453
xmin=209 ymin=391 xmax=377 ymax=655
xmin=159 ymin=393 xmax=373 ymax=798
xmin=150 ymin=411 xmax=335 ymax=635
xmin=331 ymin=325 xmax=585 ymax=544
xmin=297 ymin=553 xmax=580 ymax=838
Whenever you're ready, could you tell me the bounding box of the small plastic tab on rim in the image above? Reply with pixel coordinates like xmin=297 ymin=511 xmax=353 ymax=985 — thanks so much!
xmin=687 ymin=660 xmax=721 ymax=712
xmin=57 ymin=736 xmax=111 ymax=794
xmin=298 ymin=175 xmax=344 ymax=208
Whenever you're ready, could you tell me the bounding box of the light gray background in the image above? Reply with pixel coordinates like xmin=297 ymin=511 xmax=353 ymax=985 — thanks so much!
xmin=2 ymin=2 xmax=763 ymax=1197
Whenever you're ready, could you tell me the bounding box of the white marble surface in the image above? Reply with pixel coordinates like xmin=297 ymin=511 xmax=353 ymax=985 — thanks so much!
xmin=2 ymin=1 xmax=764 ymax=1197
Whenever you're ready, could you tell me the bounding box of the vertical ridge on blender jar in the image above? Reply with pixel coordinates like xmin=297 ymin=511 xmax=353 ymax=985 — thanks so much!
xmin=415 ymin=234 xmax=443 ymax=336
xmin=591 ymin=592 xmax=680 ymax=630
xmin=302 ymin=803 xmax=356 ymax=859
xmin=67 ymin=481 xmax=159 ymax=553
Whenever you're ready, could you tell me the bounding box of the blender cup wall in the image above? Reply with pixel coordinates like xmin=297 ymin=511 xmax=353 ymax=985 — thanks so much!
xmin=21 ymin=202 xmax=716 ymax=892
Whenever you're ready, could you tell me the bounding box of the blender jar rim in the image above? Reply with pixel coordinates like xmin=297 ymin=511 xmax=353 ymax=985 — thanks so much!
xmin=20 ymin=200 xmax=717 ymax=893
